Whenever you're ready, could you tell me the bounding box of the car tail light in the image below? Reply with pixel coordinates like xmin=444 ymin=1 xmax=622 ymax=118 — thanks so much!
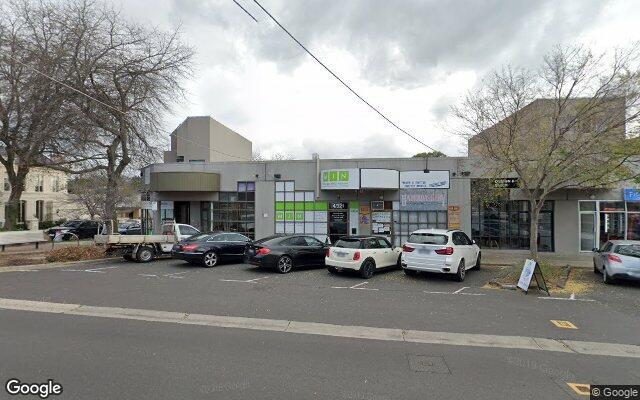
xmin=353 ymin=251 xmax=361 ymax=261
xmin=608 ymin=254 xmax=622 ymax=263
xmin=402 ymin=245 xmax=415 ymax=252
xmin=326 ymin=248 xmax=331 ymax=257
xmin=256 ymin=248 xmax=271 ymax=255
xmin=182 ymin=244 xmax=198 ymax=251
xmin=435 ymin=247 xmax=454 ymax=255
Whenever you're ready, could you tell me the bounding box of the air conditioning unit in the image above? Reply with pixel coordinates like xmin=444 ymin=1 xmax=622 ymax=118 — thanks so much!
xmin=371 ymin=201 xmax=384 ymax=210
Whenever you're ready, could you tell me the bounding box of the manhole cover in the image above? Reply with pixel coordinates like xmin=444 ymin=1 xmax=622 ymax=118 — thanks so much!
xmin=407 ymin=355 xmax=451 ymax=374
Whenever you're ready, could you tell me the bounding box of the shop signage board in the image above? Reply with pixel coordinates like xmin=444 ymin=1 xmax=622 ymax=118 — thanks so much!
xmin=321 ymin=169 xmax=360 ymax=190
xmin=447 ymin=205 xmax=461 ymax=229
xmin=399 ymin=170 xmax=450 ymax=189
xmin=624 ymin=188 xmax=640 ymax=201
xmin=517 ymin=259 xmax=550 ymax=295
xmin=160 ymin=201 xmax=173 ymax=210
xmin=360 ymin=169 xmax=399 ymax=189
xmin=399 ymin=189 xmax=447 ymax=211
xmin=493 ymin=178 xmax=519 ymax=189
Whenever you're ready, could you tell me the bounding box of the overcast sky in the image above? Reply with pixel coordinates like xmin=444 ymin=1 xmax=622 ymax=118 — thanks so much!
xmin=111 ymin=0 xmax=639 ymax=159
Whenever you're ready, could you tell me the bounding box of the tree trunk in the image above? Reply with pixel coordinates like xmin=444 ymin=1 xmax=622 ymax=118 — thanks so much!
xmin=4 ymin=169 xmax=28 ymax=230
xmin=529 ymin=200 xmax=544 ymax=260
xmin=104 ymin=172 xmax=119 ymax=234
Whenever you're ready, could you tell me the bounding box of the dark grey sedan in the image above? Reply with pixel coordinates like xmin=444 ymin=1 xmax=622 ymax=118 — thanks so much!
xmin=593 ymin=240 xmax=640 ymax=284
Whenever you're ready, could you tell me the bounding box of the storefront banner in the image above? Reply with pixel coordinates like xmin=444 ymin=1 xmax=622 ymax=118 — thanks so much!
xmin=624 ymin=188 xmax=640 ymax=201
xmin=399 ymin=189 xmax=447 ymax=211
xmin=321 ymin=169 xmax=359 ymax=190
xmin=448 ymin=205 xmax=461 ymax=229
xmin=360 ymin=169 xmax=399 ymax=189
xmin=400 ymin=170 xmax=450 ymax=189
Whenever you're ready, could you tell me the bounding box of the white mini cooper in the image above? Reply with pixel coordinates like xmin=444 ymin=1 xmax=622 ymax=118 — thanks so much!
xmin=325 ymin=236 xmax=402 ymax=279
xmin=401 ymin=229 xmax=481 ymax=282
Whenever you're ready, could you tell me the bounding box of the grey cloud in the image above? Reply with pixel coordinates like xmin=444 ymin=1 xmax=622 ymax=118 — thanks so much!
xmin=233 ymin=0 xmax=605 ymax=87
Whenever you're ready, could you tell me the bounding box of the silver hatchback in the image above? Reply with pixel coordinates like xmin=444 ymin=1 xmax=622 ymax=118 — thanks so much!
xmin=593 ymin=240 xmax=640 ymax=284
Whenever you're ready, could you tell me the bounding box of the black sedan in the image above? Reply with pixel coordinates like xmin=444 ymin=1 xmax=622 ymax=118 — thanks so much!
xmin=47 ymin=220 xmax=101 ymax=241
xmin=244 ymin=235 xmax=328 ymax=273
xmin=171 ymin=232 xmax=251 ymax=267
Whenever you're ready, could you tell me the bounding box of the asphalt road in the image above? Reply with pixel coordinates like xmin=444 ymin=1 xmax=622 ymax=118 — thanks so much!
xmin=1 ymin=258 xmax=639 ymax=399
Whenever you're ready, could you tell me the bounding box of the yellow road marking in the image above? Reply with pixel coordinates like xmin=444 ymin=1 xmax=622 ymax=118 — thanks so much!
xmin=551 ymin=320 xmax=578 ymax=329
xmin=566 ymin=382 xmax=590 ymax=396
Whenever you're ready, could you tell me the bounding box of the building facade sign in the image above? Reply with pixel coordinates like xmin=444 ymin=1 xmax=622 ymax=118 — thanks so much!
xmin=360 ymin=169 xmax=399 ymax=189
xmin=399 ymin=170 xmax=450 ymax=189
xmin=399 ymin=189 xmax=448 ymax=211
xmin=321 ymin=169 xmax=359 ymax=190
xmin=624 ymin=188 xmax=640 ymax=201
xmin=447 ymin=205 xmax=461 ymax=229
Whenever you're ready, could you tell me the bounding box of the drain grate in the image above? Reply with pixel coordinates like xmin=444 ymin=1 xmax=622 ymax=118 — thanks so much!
xmin=407 ymin=355 xmax=451 ymax=374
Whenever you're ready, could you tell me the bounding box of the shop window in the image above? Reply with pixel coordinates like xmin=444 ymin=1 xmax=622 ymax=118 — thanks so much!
xmin=393 ymin=210 xmax=448 ymax=246
xmin=274 ymin=182 xmax=324 ymax=240
xmin=208 ymin=182 xmax=256 ymax=238
xmin=35 ymin=200 xmax=44 ymax=221
xmin=471 ymin=200 xmax=554 ymax=252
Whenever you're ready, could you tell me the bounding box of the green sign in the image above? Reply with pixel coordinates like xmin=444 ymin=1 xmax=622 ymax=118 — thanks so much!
xmin=321 ymin=168 xmax=359 ymax=190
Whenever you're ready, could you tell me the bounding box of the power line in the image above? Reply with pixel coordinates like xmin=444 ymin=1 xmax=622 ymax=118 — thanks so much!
xmin=231 ymin=0 xmax=258 ymax=22
xmin=246 ymin=0 xmax=447 ymax=155
xmin=5 ymin=54 xmax=252 ymax=161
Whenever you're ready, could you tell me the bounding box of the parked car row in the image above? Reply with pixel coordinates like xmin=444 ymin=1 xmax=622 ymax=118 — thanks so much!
xmin=170 ymin=228 xmax=483 ymax=281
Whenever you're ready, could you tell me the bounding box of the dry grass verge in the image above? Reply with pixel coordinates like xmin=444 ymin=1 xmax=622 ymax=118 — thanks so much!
xmin=45 ymin=246 xmax=107 ymax=263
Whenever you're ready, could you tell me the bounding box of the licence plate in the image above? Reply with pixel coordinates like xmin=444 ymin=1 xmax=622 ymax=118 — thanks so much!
xmin=418 ymin=249 xmax=431 ymax=254
xmin=335 ymin=251 xmax=347 ymax=258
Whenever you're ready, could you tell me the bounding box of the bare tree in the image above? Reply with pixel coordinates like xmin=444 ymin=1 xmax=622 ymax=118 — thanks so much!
xmin=63 ymin=1 xmax=194 ymax=230
xmin=0 ymin=0 xmax=102 ymax=229
xmin=453 ymin=44 xmax=640 ymax=258
xmin=252 ymin=149 xmax=294 ymax=161
xmin=68 ymin=172 xmax=140 ymax=220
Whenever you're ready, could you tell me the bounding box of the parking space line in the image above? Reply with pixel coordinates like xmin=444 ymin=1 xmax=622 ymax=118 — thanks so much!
xmin=220 ymin=276 xmax=270 ymax=283
xmin=331 ymin=282 xmax=379 ymax=291
xmin=453 ymin=287 xmax=469 ymax=294
xmin=423 ymin=289 xmax=486 ymax=296
xmin=85 ymin=266 xmax=118 ymax=272
xmin=138 ymin=274 xmax=158 ymax=278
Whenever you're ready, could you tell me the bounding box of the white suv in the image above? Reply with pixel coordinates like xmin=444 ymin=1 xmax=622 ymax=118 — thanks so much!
xmin=401 ymin=229 xmax=480 ymax=282
xmin=325 ymin=236 xmax=402 ymax=279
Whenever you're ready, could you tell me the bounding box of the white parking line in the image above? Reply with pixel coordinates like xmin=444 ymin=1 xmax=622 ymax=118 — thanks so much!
xmin=138 ymin=274 xmax=158 ymax=278
xmin=61 ymin=266 xmax=119 ymax=274
xmin=423 ymin=288 xmax=486 ymax=296
xmin=220 ymin=276 xmax=270 ymax=283
xmin=331 ymin=281 xmax=379 ymax=291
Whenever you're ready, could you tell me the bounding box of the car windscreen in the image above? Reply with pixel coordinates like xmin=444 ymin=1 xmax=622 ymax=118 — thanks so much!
xmin=615 ymin=244 xmax=640 ymax=258
xmin=62 ymin=221 xmax=82 ymax=228
xmin=408 ymin=233 xmax=448 ymax=245
xmin=184 ymin=233 xmax=211 ymax=242
xmin=334 ymin=239 xmax=362 ymax=249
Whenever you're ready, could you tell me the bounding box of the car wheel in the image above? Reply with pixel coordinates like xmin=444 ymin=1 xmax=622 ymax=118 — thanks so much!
xmin=360 ymin=260 xmax=375 ymax=279
xmin=603 ymin=266 xmax=613 ymax=284
xmin=136 ymin=246 xmax=155 ymax=263
xmin=403 ymin=268 xmax=417 ymax=276
xmin=276 ymin=255 xmax=293 ymax=274
xmin=475 ymin=253 xmax=481 ymax=270
xmin=455 ymin=259 xmax=466 ymax=282
xmin=327 ymin=266 xmax=339 ymax=275
xmin=202 ymin=251 xmax=219 ymax=268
